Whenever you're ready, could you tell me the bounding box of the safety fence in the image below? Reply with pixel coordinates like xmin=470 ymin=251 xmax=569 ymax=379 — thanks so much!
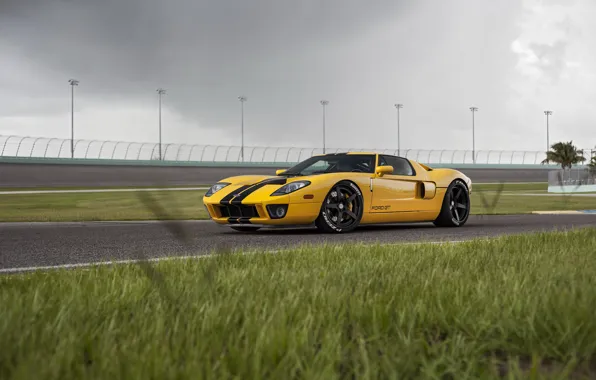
xmin=1 ymin=135 xmax=593 ymax=165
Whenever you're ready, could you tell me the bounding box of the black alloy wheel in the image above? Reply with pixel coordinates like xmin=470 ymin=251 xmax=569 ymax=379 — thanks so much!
xmin=315 ymin=181 xmax=363 ymax=233
xmin=433 ymin=179 xmax=470 ymax=227
xmin=449 ymin=184 xmax=470 ymax=223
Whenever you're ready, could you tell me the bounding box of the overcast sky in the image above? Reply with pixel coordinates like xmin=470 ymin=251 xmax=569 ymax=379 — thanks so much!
xmin=1 ymin=0 xmax=595 ymax=154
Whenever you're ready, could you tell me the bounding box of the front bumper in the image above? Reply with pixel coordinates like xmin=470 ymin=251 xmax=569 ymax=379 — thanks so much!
xmin=203 ymin=199 xmax=322 ymax=226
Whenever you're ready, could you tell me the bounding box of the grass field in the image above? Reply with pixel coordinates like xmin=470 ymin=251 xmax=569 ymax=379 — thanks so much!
xmin=2 ymin=228 xmax=596 ymax=379
xmin=1 ymin=182 xmax=596 ymax=222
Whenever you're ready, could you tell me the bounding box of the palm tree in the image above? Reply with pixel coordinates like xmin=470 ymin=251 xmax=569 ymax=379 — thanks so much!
xmin=541 ymin=141 xmax=586 ymax=169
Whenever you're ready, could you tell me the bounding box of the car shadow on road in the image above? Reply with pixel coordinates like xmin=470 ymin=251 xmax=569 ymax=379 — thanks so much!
xmin=217 ymin=221 xmax=492 ymax=236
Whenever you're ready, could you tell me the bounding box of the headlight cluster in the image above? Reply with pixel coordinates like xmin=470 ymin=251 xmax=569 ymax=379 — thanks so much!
xmin=271 ymin=180 xmax=311 ymax=196
xmin=205 ymin=182 xmax=230 ymax=197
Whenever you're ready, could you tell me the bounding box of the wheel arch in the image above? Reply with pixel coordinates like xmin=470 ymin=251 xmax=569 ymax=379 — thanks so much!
xmin=454 ymin=177 xmax=470 ymax=190
xmin=429 ymin=169 xmax=469 ymax=188
xmin=436 ymin=177 xmax=470 ymax=203
xmin=337 ymin=178 xmax=364 ymax=193
xmin=332 ymin=178 xmax=370 ymax=210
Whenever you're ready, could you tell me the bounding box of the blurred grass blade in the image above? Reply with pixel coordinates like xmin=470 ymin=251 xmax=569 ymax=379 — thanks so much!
xmin=476 ymin=181 xmax=505 ymax=214
xmin=136 ymin=190 xmax=191 ymax=244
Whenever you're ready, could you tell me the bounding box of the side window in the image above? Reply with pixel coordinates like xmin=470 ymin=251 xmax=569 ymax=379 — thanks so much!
xmin=380 ymin=155 xmax=415 ymax=176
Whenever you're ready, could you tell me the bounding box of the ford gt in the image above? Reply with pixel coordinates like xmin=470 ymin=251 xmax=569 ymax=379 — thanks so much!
xmin=202 ymin=152 xmax=472 ymax=233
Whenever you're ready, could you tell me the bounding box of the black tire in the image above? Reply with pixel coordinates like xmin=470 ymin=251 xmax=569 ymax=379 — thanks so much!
xmin=230 ymin=226 xmax=261 ymax=232
xmin=433 ymin=179 xmax=471 ymax=227
xmin=315 ymin=181 xmax=364 ymax=233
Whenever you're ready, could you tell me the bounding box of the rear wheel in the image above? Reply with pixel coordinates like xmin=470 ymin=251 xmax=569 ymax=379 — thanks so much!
xmin=315 ymin=181 xmax=363 ymax=233
xmin=433 ymin=179 xmax=470 ymax=227
xmin=230 ymin=226 xmax=261 ymax=232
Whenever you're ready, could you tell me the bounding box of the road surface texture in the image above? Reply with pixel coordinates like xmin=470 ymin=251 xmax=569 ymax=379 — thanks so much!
xmin=0 ymin=162 xmax=551 ymax=188
xmin=1 ymin=214 xmax=595 ymax=271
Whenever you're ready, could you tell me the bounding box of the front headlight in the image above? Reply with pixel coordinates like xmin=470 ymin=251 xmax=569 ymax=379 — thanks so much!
xmin=271 ymin=180 xmax=311 ymax=196
xmin=205 ymin=182 xmax=230 ymax=197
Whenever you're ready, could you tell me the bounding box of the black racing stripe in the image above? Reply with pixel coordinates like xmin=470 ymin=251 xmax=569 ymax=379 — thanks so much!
xmin=220 ymin=185 xmax=251 ymax=205
xmin=229 ymin=184 xmax=267 ymax=205
xmin=230 ymin=177 xmax=287 ymax=205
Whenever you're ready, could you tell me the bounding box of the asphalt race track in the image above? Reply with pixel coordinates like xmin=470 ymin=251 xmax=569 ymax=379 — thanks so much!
xmin=2 ymin=214 xmax=595 ymax=272
xmin=0 ymin=162 xmax=552 ymax=188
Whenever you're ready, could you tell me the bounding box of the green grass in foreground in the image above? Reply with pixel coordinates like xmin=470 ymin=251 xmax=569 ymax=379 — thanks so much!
xmin=1 ymin=182 xmax=596 ymax=222
xmin=2 ymin=228 xmax=596 ymax=379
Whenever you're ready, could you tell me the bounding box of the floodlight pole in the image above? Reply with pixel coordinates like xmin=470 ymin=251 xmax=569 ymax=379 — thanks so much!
xmin=470 ymin=107 xmax=478 ymax=163
xmin=157 ymin=88 xmax=166 ymax=160
xmin=544 ymin=110 xmax=552 ymax=152
xmin=68 ymin=79 xmax=79 ymax=158
xmin=238 ymin=96 xmax=247 ymax=162
xmin=320 ymin=100 xmax=329 ymax=153
xmin=394 ymin=103 xmax=403 ymax=156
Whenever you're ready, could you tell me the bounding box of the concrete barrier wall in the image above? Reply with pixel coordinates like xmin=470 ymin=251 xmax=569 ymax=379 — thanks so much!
xmin=0 ymin=157 xmax=568 ymax=188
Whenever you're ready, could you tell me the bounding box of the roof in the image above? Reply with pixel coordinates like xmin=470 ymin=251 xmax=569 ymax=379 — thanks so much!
xmin=311 ymin=152 xmax=415 ymax=161
xmin=312 ymin=151 xmax=378 ymax=157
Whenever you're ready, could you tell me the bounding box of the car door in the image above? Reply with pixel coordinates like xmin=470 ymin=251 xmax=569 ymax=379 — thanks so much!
xmin=370 ymin=155 xmax=427 ymax=213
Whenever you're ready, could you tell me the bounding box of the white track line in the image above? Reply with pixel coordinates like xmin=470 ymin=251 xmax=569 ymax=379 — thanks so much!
xmin=473 ymin=182 xmax=545 ymax=185
xmin=476 ymin=191 xmax=596 ymax=197
xmin=504 ymin=193 xmax=596 ymax=197
xmin=0 ymin=240 xmax=467 ymax=274
xmin=0 ymin=187 xmax=210 ymax=195
xmin=0 ymin=220 xmax=214 ymax=227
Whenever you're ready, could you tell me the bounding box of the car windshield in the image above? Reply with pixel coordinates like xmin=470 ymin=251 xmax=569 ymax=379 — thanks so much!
xmin=282 ymin=154 xmax=376 ymax=176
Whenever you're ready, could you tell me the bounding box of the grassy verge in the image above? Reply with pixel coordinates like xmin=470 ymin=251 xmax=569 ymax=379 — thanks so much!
xmin=0 ymin=190 xmax=209 ymax=222
xmin=1 ymin=183 xmax=596 ymax=222
xmin=2 ymin=228 xmax=596 ymax=379
xmin=474 ymin=182 xmax=547 ymax=192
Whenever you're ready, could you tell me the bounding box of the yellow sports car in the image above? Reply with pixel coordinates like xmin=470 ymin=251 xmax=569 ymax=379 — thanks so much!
xmin=202 ymin=152 xmax=472 ymax=233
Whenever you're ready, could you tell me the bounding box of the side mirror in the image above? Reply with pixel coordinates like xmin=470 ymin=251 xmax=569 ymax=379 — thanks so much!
xmin=275 ymin=169 xmax=287 ymax=176
xmin=376 ymin=165 xmax=393 ymax=177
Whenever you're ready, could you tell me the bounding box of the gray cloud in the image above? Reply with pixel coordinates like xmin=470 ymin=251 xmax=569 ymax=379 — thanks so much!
xmin=1 ymin=0 xmax=409 ymax=139
xmin=2 ymin=0 xmax=556 ymax=152
xmin=1 ymin=0 xmax=404 ymax=89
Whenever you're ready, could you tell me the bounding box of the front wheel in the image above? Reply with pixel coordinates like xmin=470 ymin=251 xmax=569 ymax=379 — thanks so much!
xmin=433 ymin=179 xmax=471 ymax=227
xmin=315 ymin=181 xmax=364 ymax=233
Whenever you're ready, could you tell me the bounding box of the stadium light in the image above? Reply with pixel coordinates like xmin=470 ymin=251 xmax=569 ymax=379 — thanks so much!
xmin=394 ymin=104 xmax=403 ymax=156
xmin=157 ymin=88 xmax=166 ymax=160
xmin=238 ymin=96 xmax=247 ymax=162
xmin=544 ymin=110 xmax=552 ymax=152
xmin=320 ymin=100 xmax=329 ymax=153
xmin=68 ymin=79 xmax=79 ymax=159
xmin=469 ymin=106 xmax=478 ymax=163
